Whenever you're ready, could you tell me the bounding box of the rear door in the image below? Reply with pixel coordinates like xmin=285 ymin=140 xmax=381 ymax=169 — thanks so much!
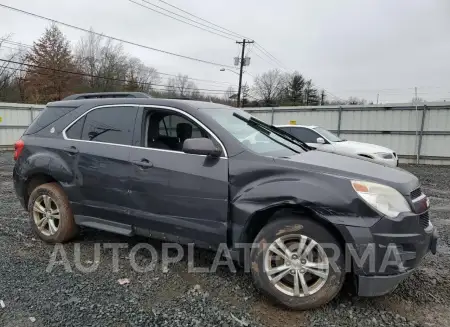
xmin=127 ymin=106 xmax=229 ymax=247
xmin=63 ymin=105 xmax=139 ymax=224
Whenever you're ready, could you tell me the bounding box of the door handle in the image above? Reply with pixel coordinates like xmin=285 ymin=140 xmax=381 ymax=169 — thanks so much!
xmin=64 ymin=146 xmax=79 ymax=155
xmin=132 ymin=158 xmax=153 ymax=168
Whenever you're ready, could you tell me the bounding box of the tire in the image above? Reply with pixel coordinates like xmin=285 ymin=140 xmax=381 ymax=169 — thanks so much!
xmin=250 ymin=216 xmax=345 ymax=310
xmin=28 ymin=182 xmax=78 ymax=243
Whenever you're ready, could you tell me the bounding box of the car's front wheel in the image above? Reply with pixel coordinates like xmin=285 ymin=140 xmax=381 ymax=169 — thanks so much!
xmin=250 ymin=216 xmax=345 ymax=310
xmin=28 ymin=182 xmax=78 ymax=243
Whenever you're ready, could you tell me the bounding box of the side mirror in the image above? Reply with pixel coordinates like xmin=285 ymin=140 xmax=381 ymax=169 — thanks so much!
xmin=182 ymin=138 xmax=221 ymax=157
xmin=316 ymin=137 xmax=325 ymax=144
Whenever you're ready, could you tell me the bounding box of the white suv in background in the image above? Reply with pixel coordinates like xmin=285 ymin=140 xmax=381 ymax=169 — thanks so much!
xmin=276 ymin=125 xmax=399 ymax=167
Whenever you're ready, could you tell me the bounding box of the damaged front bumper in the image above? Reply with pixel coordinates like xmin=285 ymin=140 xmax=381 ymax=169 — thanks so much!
xmin=336 ymin=210 xmax=438 ymax=297
xmin=357 ymin=225 xmax=438 ymax=297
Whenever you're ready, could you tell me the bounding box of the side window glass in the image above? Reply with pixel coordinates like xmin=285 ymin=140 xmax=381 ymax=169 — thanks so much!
xmin=163 ymin=115 xmax=203 ymax=138
xmin=81 ymin=106 xmax=138 ymax=145
xmin=146 ymin=111 xmax=214 ymax=152
xmin=159 ymin=118 xmax=169 ymax=136
xmin=277 ymin=126 xmax=291 ymax=134
xmin=66 ymin=116 xmax=86 ymax=139
xmin=290 ymin=128 xmax=320 ymax=143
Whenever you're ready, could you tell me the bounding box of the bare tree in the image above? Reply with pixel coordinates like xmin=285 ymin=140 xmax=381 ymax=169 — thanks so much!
xmin=74 ymin=29 xmax=128 ymax=92
xmin=174 ymin=74 xmax=191 ymax=97
xmin=252 ymin=69 xmax=287 ymax=106
xmin=347 ymin=97 xmax=367 ymax=105
xmin=126 ymin=57 xmax=160 ymax=93
xmin=0 ymin=35 xmax=28 ymax=101
xmin=190 ymin=86 xmax=201 ymax=99
xmin=225 ymin=86 xmax=235 ymax=98
xmin=241 ymin=83 xmax=250 ymax=107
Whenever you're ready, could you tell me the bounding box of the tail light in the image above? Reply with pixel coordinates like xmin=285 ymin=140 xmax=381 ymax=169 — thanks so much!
xmin=14 ymin=139 xmax=24 ymax=161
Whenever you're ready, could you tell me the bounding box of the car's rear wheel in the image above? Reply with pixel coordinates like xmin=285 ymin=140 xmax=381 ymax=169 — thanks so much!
xmin=250 ymin=216 xmax=345 ymax=310
xmin=28 ymin=182 xmax=78 ymax=243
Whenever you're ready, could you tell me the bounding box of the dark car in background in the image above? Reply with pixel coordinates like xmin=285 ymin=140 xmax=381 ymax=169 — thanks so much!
xmin=13 ymin=93 xmax=437 ymax=309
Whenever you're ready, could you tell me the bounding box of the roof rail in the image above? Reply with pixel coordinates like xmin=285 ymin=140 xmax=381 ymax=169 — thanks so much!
xmin=63 ymin=92 xmax=151 ymax=100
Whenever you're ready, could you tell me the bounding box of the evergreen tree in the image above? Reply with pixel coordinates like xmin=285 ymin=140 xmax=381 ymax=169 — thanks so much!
xmin=24 ymin=25 xmax=79 ymax=103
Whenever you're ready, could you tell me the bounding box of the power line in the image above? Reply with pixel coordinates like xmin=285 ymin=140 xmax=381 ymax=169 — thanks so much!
xmin=0 ymin=3 xmax=286 ymax=83
xmin=323 ymin=90 xmax=346 ymax=102
xmin=0 ymin=58 xmax=230 ymax=93
xmin=130 ymin=0 xmax=241 ymax=41
xmin=128 ymin=0 xmax=238 ymax=42
xmin=131 ymin=0 xmax=290 ymax=74
xmin=0 ymin=39 xmax=235 ymax=86
xmin=242 ymin=70 xmax=254 ymax=78
xmin=245 ymin=43 xmax=254 ymax=58
xmin=252 ymin=47 xmax=284 ymax=70
xmin=141 ymin=0 xmax=288 ymax=72
xmin=1 ymin=65 xmax=230 ymax=97
xmin=154 ymin=0 xmax=251 ymax=41
xmin=254 ymin=43 xmax=289 ymax=71
xmin=0 ymin=3 xmax=235 ymax=69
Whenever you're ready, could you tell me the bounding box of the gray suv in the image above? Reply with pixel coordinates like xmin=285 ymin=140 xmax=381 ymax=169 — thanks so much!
xmin=13 ymin=93 xmax=437 ymax=309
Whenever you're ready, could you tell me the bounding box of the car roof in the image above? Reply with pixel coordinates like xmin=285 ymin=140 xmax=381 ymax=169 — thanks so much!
xmin=46 ymin=97 xmax=232 ymax=111
xmin=276 ymin=124 xmax=318 ymax=129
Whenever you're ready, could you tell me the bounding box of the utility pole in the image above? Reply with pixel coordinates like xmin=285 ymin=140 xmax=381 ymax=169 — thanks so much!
xmin=236 ymin=39 xmax=254 ymax=107
xmin=376 ymin=93 xmax=379 ymax=105
xmin=414 ymin=86 xmax=419 ymax=164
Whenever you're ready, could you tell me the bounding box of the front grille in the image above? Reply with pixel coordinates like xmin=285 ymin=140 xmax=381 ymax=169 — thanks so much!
xmin=410 ymin=188 xmax=422 ymax=200
xmin=419 ymin=212 xmax=430 ymax=228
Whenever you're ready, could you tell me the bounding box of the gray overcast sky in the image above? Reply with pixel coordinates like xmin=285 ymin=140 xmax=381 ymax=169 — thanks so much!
xmin=1 ymin=0 xmax=449 ymax=103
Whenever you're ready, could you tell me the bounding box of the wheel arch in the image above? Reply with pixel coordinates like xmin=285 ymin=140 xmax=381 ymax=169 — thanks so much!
xmin=23 ymin=173 xmax=61 ymax=208
xmin=237 ymin=204 xmax=347 ymax=259
xmin=20 ymin=151 xmax=74 ymax=206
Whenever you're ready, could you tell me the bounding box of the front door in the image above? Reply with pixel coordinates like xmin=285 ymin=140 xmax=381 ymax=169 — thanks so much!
xmin=127 ymin=107 xmax=229 ymax=247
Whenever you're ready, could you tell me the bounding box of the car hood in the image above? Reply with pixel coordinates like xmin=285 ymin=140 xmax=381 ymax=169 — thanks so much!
xmin=333 ymin=140 xmax=393 ymax=154
xmin=276 ymin=150 xmax=418 ymax=195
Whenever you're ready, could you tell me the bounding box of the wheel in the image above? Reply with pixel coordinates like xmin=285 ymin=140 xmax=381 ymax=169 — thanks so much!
xmin=250 ymin=216 xmax=345 ymax=310
xmin=28 ymin=182 xmax=78 ymax=243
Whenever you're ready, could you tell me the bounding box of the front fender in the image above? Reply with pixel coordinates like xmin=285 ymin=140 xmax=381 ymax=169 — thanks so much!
xmin=231 ymin=177 xmax=380 ymax=245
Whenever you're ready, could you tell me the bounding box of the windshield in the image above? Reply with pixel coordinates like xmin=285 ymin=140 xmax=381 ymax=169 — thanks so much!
xmin=314 ymin=127 xmax=343 ymax=142
xmin=201 ymin=108 xmax=305 ymax=157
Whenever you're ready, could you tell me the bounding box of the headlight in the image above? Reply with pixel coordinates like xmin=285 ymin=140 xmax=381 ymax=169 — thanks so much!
xmin=351 ymin=181 xmax=411 ymax=218
xmin=374 ymin=152 xmax=393 ymax=159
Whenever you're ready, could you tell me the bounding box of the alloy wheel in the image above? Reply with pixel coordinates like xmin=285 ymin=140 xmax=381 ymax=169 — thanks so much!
xmin=263 ymin=234 xmax=329 ymax=297
xmin=32 ymin=194 xmax=60 ymax=236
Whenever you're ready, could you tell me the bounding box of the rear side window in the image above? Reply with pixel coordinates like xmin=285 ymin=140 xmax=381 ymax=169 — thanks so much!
xmin=65 ymin=116 xmax=86 ymax=139
xmin=80 ymin=106 xmax=138 ymax=145
xmin=24 ymin=106 xmax=77 ymax=135
xmin=289 ymin=127 xmax=320 ymax=143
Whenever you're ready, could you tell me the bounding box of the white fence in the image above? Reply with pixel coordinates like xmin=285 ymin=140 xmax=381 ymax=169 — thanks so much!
xmin=0 ymin=102 xmax=45 ymax=149
xmin=245 ymin=103 xmax=450 ymax=165
xmin=1 ymin=101 xmax=449 ymax=165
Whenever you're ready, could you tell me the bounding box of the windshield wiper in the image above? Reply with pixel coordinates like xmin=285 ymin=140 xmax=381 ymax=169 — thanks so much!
xmin=88 ymin=128 xmax=121 ymax=141
xmin=233 ymin=113 xmax=311 ymax=151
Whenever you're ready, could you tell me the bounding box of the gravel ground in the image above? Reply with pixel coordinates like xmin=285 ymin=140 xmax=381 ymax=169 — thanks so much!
xmin=0 ymin=151 xmax=449 ymax=327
